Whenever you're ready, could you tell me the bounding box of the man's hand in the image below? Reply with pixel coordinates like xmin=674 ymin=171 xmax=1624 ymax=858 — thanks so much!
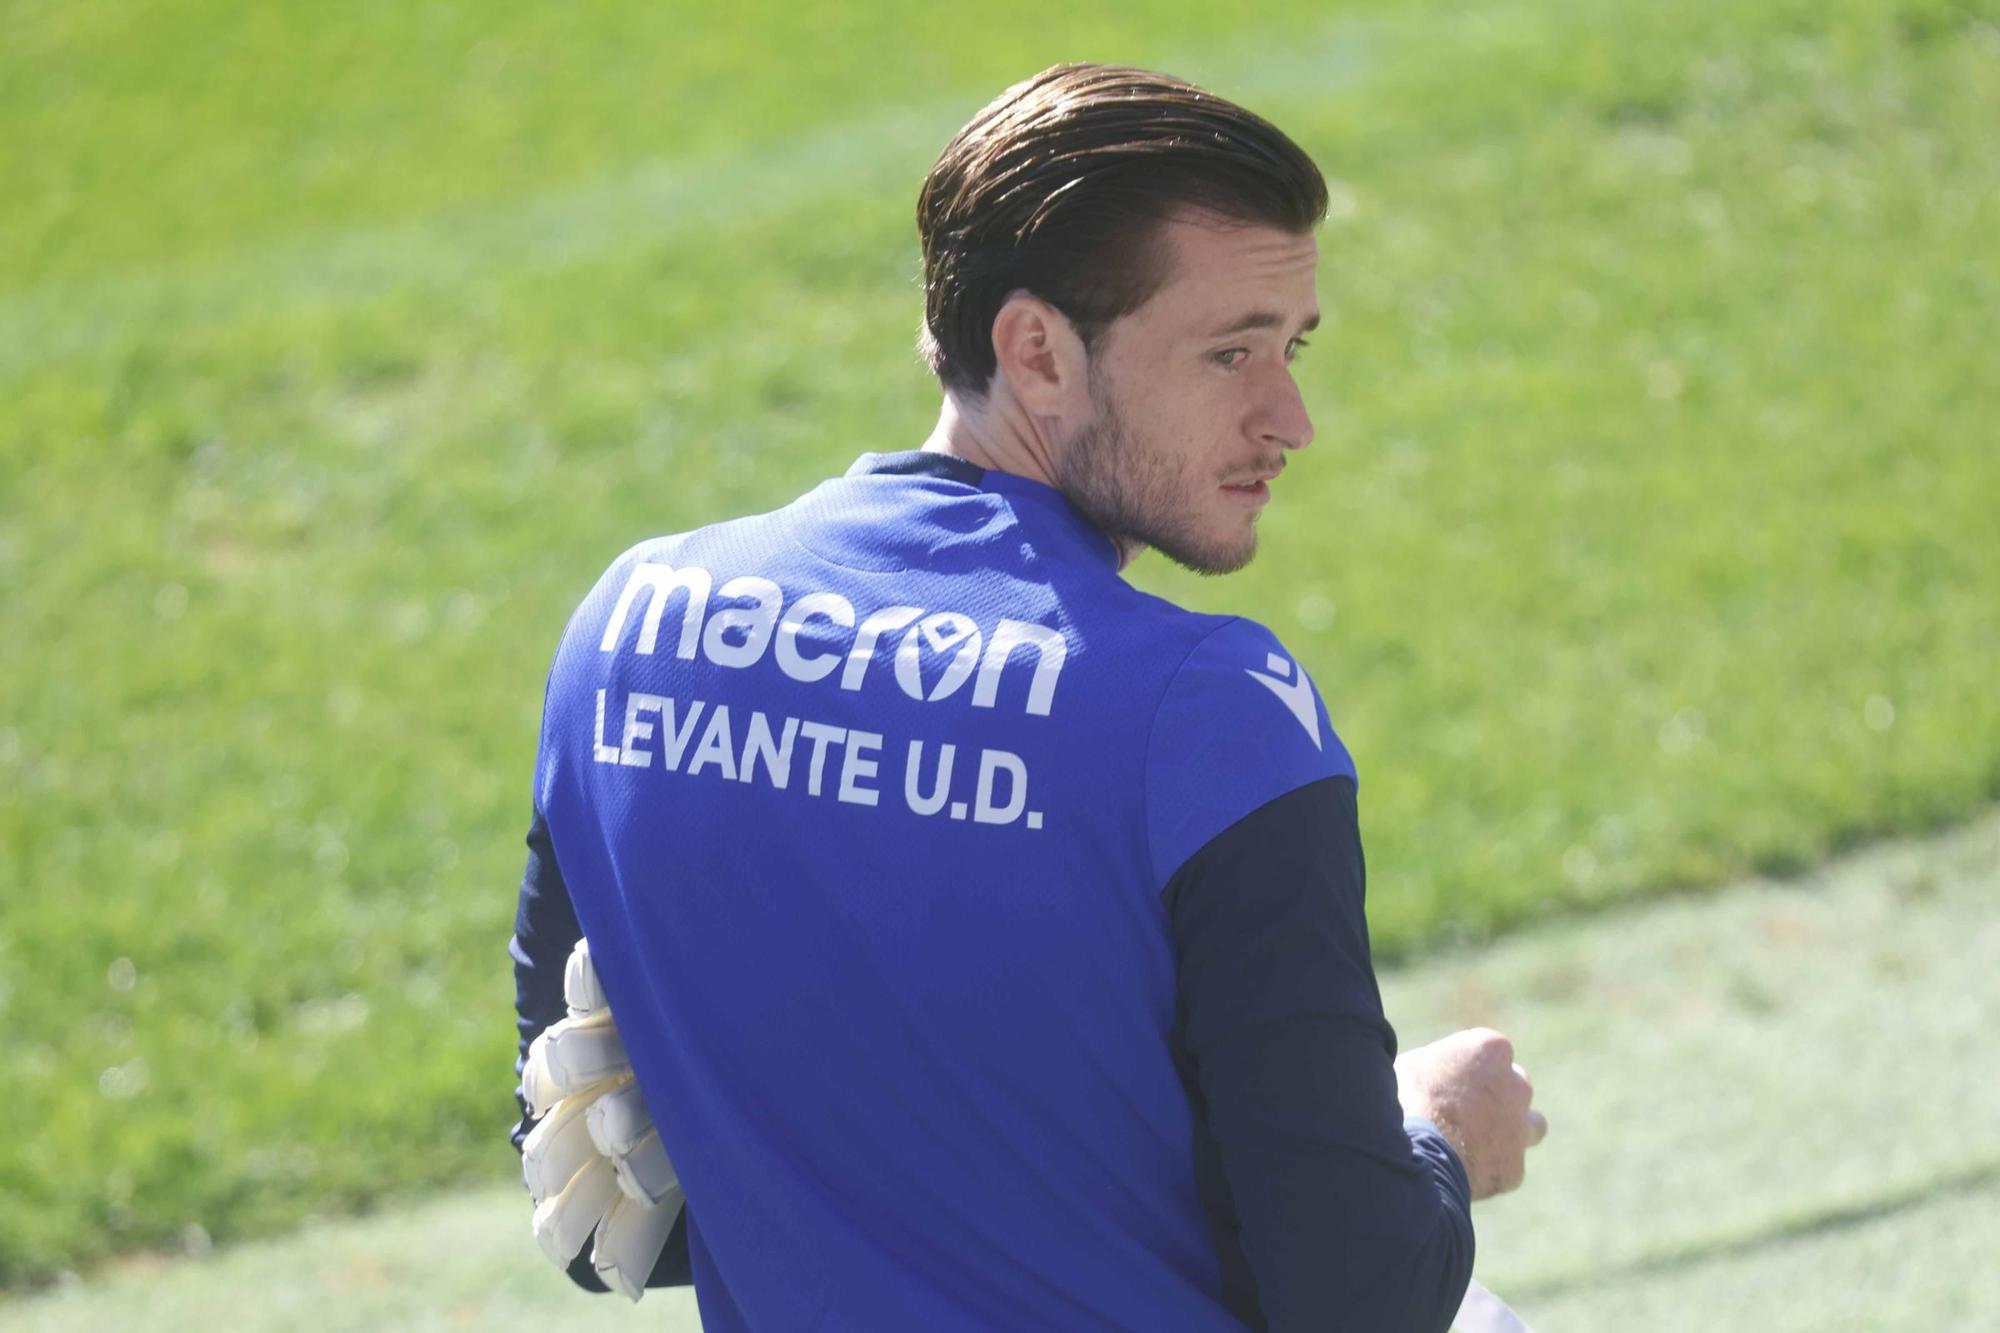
xmin=519 ymin=938 xmax=685 ymax=1300
xmin=1395 ymin=1028 xmax=1548 ymax=1201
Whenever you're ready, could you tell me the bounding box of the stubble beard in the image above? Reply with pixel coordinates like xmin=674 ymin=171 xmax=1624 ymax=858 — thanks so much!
xmin=1055 ymin=366 xmax=1259 ymax=577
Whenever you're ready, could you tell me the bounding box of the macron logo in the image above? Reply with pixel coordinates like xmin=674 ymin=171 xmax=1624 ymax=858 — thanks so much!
xmin=1246 ymin=652 xmax=1323 ymax=750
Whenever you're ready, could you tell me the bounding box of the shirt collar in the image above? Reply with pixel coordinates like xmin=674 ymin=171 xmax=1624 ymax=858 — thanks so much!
xmin=844 ymin=450 xmax=1121 ymax=570
xmin=844 ymin=449 xmax=987 ymax=486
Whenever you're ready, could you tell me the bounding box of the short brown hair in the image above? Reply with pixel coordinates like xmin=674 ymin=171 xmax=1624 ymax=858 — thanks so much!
xmin=917 ymin=63 xmax=1328 ymax=399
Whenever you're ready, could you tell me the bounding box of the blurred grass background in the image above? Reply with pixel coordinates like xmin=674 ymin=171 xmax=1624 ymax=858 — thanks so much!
xmin=3 ymin=0 xmax=1996 ymax=1295
xmin=7 ymin=811 xmax=1995 ymax=1329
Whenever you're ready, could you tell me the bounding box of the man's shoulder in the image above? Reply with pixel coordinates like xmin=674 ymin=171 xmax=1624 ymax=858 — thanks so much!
xmin=545 ymin=504 xmax=797 ymax=660
xmin=1140 ymin=610 xmax=1356 ymax=884
xmin=1105 ymin=593 xmax=1311 ymax=699
xmin=594 ymin=504 xmax=793 ymax=582
xmin=1085 ymin=578 xmax=1247 ymax=657
xmin=1147 ymin=611 xmax=1344 ymax=758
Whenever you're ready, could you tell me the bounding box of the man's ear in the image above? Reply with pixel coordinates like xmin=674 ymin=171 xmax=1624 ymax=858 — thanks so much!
xmin=989 ymin=292 xmax=1091 ymax=418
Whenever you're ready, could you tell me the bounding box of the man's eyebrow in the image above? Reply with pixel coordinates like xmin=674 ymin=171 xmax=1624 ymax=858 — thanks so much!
xmin=1203 ymin=309 xmax=1322 ymax=338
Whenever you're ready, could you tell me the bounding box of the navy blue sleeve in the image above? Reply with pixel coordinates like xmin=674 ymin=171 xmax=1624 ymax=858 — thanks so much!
xmin=512 ymin=806 xmax=694 ymax=1292
xmin=1162 ymin=776 xmax=1474 ymax=1333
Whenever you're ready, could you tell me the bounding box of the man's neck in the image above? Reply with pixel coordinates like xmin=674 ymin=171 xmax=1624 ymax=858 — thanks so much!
xmin=917 ymin=393 xmax=1142 ymax=572
xmin=919 ymin=392 xmax=1060 ymax=489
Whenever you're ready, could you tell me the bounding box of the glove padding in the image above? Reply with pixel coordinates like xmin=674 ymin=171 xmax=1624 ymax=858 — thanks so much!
xmin=520 ymin=937 xmax=685 ymax=1301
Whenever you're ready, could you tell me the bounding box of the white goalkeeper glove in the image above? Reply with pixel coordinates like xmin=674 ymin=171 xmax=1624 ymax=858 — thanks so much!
xmin=519 ymin=936 xmax=685 ymax=1301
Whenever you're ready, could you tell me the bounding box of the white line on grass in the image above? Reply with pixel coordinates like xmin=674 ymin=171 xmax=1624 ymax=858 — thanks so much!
xmin=4 ymin=809 xmax=1994 ymax=1330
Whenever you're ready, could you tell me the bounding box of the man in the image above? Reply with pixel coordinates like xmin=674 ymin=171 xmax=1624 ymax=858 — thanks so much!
xmin=512 ymin=62 xmax=1546 ymax=1330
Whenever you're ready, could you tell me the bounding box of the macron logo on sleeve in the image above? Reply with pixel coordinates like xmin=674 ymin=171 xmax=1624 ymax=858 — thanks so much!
xmin=1246 ymin=653 xmax=1323 ymax=750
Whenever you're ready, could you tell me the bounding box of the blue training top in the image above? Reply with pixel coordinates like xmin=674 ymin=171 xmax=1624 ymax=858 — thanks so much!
xmin=524 ymin=450 xmax=1472 ymax=1330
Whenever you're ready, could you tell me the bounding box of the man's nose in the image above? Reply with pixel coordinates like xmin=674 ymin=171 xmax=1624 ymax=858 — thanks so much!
xmin=1258 ymin=371 xmax=1315 ymax=452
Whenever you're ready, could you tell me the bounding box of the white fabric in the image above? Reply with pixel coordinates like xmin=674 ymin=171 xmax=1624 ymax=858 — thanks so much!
xmin=521 ymin=937 xmax=684 ymax=1301
xmin=1454 ymin=1277 xmax=1534 ymax=1332
xmin=534 ymin=1154 xmax=620 ymax=1267
xmin=522 ymin=1092 xmax=603 ymax=1204
xmin=587 ymin=1081 xmax=681 ymax=1204
xmin=593 ymin=1190 xmax=686 ymax=1300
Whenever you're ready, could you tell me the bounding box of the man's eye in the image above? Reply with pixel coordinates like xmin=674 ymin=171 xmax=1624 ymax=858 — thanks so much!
xmin=1286 ymin=337 xmax=1311 ymax=362
xmin=1214 ymin=348 xmax=1247 ymax=367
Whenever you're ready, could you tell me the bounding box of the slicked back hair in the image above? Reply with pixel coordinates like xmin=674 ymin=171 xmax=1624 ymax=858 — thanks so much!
xmin=917 ymin=63 xmax=1328 ymax=400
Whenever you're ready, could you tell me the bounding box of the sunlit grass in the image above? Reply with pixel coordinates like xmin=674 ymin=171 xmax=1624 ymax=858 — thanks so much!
xmin=3 ymin=0 xmax=1996 ymax=1287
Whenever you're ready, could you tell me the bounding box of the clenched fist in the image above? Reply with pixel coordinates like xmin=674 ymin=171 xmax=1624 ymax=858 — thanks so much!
xmin=1394 ymin=1028 xmax=1548 ymax=1201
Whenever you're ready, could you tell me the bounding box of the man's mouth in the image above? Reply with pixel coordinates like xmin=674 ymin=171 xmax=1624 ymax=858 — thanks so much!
xmin=1223 ymin=466 xmax=1281 ymax=506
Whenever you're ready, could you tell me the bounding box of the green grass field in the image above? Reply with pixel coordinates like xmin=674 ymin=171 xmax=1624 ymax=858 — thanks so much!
xmin=6 ymin=813 xmax=1996 ymax=1329
xmin=4 ymin=0 xmax=1997 ymax=1298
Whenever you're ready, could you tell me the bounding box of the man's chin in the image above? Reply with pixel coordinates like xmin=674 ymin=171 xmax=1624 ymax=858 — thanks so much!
xmin=1152 ymin=527 xmax=1258 ymax=578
